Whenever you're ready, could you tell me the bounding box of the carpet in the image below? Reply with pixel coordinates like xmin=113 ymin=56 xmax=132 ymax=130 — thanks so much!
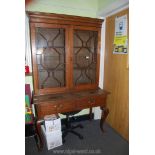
xmin=25 ymin=120 xmax=129 ymax=155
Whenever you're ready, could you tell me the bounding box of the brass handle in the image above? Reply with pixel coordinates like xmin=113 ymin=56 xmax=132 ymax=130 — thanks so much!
xmin=58 ymin=104 xmax=63 ymax=109
xmin=54 ymin=105 xmax=57 ymax=108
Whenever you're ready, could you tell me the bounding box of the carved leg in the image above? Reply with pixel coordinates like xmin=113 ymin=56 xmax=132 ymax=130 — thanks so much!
xmin=89 ymin=107 xmax=93 ymax=121
xmin=35 ymin=120 xmax=44 ymax=151
xmin=100 ymin=107 xmax=109 ymax=132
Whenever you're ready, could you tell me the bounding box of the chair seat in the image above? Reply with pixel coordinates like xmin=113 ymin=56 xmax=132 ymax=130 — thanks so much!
xmin=61 ymin=110 xmax=81 ymax=116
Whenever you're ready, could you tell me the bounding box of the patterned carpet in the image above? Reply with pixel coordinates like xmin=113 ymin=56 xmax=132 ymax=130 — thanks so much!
xmin=25 ymin=120 xmax=129 ymax=155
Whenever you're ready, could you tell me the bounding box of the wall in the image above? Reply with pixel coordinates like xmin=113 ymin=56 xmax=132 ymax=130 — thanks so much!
xmin=98 ymin=0 xmax=116 ymax=11
xmin=25 ymin=76 xmax=33 ymax=91
xmin=26 ymin=0 xmax=98 ymax=18
xmin=103 ymin=9 xmax=129 ymax=140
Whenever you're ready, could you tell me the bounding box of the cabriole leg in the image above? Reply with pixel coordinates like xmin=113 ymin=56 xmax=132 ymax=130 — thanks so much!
xmin=100 ymin=107 xmax=109 ymax=132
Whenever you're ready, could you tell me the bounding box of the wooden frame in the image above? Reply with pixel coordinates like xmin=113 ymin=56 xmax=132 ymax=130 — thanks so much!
xmin=72 ymin=26 xmax=101 ymax=91
xmin=30 ymin=23 xmax=70 ymax=95
xmin=27 ymin=11 xmax=103 ymax=28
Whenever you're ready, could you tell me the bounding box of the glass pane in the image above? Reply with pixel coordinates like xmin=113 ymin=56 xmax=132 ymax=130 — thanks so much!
xmin=35 ymin=28 xmax=66 ymax=89
xmin=73 ymin=30 xmax=98 ymax=85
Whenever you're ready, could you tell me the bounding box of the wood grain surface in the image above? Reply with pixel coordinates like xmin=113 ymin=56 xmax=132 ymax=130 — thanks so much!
xmin=104 ymin=9 xmax=129 ymax=140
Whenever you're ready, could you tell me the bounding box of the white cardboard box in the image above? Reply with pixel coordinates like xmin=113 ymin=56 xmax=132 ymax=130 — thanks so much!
xmin=44 ymin=115 xmax=61 ymax=133
xmin=41 ymin=125 xmax=62 ymax=150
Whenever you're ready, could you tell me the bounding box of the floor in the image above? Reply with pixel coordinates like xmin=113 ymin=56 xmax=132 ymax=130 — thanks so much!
xmin=25 ymin=120 xmax=129 ymax=155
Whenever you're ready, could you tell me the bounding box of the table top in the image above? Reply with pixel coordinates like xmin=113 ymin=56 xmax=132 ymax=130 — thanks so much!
xmin=33 ymin=88 xmax=109 ymax=104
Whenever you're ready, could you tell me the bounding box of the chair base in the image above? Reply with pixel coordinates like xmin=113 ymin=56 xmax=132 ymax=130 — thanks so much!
xmin=62 ymin=124 xmax=84 ymax=143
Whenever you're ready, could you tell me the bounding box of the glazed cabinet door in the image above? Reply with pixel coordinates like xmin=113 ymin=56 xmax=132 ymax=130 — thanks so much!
xmin=30 ymin=23 xmax=70 ymax=95
xmin=72 ymin=26 xmax=101 ymax=90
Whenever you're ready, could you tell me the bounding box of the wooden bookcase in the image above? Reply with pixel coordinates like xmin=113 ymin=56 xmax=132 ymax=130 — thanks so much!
xmin=27 ymin=12 xmax=103 ymax=95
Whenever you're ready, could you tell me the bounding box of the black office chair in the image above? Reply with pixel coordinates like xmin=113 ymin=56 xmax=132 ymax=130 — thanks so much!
xmin=61 ymin=111 xmax=84 ymax=143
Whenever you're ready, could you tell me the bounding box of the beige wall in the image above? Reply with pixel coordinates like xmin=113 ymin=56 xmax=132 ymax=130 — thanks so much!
xmin=26 ymin=0 xmax=98 ymax=18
